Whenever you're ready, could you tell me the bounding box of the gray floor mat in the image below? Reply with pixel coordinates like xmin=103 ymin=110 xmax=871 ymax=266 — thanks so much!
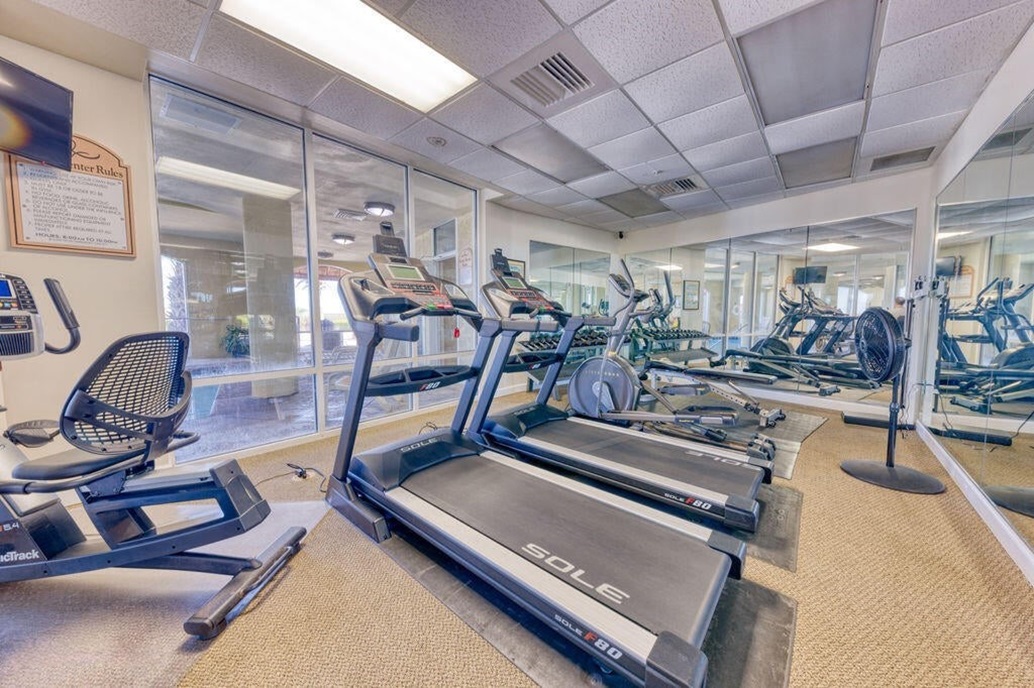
xmin=383 ymin=526 xmax=796 ymax=688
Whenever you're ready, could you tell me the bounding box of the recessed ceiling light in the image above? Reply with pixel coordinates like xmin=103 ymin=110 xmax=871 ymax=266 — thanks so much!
xmin=220 ymin=0 xmax=476 ymax=112
xmin=937 ymin=231 xmax=972 ymax=239
xmin=364 ymin=201 xmax=395 ymax=217
xmin=155 ymin=157 xmax=299 ymax=200
xmin=332 ymin=233 xmax=355 ymax=245
xmin=657 ymin=265 xmax=682 ymax=271
xmin=704 ymin=262 xmax=724 ymax=269
xmin=809 ymin=242 xmax=857 ymax=253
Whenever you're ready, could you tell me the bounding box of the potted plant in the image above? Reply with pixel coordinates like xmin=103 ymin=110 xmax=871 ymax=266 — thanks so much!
xmin=222 ymin=319 xmax=250 ymax=358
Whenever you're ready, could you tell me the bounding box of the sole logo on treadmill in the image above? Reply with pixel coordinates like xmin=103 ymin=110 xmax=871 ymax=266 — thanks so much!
xmin=521 ymin=543 xmax=629 ymax=605
xmin=399 ymin=438 xmax=439 ymax=453
xmin=553 ymin=613 xmax=625 ymax=661
xmin=663 ymin=493 xmax=714 ymax=511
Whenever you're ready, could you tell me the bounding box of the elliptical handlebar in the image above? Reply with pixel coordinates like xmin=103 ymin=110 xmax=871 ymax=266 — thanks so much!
xmin=43 ymin=278 xmax=81 ymax=355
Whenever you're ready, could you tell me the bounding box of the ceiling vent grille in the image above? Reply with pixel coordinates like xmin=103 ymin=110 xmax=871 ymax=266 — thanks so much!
xmin=512 ymin=53 xmax=592 ymax=108
xmin=646 ymin=177 xmax=700 ymax=198
xmin=870 ymin=146 xmax=935 ymax=172
xmin=334 ymin=208 xmax=367 ymax=221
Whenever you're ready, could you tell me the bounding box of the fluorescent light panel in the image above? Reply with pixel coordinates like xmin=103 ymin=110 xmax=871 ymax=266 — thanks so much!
xmin=220 ymin=0 xmax=476 ymax=112
xmin=937 ymin=231 xmax=972 ymax=239
xmin=156 ymin=157 xmax=300 ymax=200
xmin=658 ymin=265 xmax=682 ymax=271
xmin=809 ymin=242 xmax=858 ymax=253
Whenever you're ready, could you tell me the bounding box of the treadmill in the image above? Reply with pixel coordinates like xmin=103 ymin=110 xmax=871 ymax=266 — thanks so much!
xmin=470 ymin=249 xmax=766 ymax=532
xmin=327 ymin=228 xmax=745 ymax=687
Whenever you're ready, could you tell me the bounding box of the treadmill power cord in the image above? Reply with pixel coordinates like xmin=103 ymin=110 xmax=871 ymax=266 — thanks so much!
xmin=256 ymin=464 xmax=329 ymax=494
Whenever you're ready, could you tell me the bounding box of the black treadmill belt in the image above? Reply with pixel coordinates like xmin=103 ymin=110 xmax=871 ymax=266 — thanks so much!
xmin=526 ymin=420 xmax=763 ymax=498
xmin=403 ymin=455 xmax=729 ymax=646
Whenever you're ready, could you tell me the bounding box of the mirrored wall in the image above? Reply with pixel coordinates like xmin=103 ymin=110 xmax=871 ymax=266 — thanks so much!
xmin=628 ymin=212 xmax=914 ymax=408
xmin=931 ymin=92 xmax=1034 ymax=547
xmin=528 ymin=241 xmax=611 ymax=316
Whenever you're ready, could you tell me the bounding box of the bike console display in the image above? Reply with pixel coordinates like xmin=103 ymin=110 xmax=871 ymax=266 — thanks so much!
xmin=0 ymin=273 xmax=44 ymax=359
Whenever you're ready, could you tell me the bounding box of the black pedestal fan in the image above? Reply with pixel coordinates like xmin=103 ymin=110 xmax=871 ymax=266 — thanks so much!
xmin=840 ymin=306 xmax=945 ymax=494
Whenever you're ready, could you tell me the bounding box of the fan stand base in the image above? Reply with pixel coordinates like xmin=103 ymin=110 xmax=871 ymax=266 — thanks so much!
xmin=840 ymin=460 xmax=946 ymax=494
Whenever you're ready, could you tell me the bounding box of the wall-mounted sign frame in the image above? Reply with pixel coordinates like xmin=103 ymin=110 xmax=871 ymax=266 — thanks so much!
xmin=5 ymin=134 xmax=135 ymax=257
xmin=682 ymin=280 xmax=700 ymax=310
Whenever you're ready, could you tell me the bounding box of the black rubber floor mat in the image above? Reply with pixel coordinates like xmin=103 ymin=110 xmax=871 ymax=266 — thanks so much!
xmin=382 ymin=526 xmax=796 ymax=688
xmin=734 ymin=484 xmax=803 ymax=572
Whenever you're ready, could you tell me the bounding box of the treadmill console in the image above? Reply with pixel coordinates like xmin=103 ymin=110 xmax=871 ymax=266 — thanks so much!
xmin=368 ymin=253 xmax=452 ymax=310
xmin=0 ymin=273 xmax=44 ymax=359
xmin=486 ymin=249 xmax=560 ymax=315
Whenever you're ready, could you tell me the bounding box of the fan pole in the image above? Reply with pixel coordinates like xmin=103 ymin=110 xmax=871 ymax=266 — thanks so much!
xmin=841 ymin=297 xmax=946 ymax=494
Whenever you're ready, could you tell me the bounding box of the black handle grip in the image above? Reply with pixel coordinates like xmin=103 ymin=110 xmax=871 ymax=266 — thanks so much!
xmin=43 ymin=278 xmax=81 ymax=355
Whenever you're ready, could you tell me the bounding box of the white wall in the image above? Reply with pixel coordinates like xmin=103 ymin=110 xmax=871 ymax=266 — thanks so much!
xmin=0 ymin=36 xmax=160 ymax=430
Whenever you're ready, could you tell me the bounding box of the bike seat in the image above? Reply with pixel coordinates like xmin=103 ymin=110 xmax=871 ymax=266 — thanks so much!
xmin=11 ymin=446 xmax=147 ymax=481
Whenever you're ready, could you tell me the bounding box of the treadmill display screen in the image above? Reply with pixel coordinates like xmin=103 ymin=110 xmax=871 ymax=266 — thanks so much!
xmin=0 ymin=280 xmax=11 ymax=298
xmin=502 ymin=276 xmax=525 ymax=290
xmin=386 ymin=264 xmax=424 ymax=281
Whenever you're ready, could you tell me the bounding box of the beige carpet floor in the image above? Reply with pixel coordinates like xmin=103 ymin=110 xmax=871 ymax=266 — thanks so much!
xmin=172 ymin=396 xmax=1034 ymax=688
xmin=7 ymin=392 xmax=1030 ymax=687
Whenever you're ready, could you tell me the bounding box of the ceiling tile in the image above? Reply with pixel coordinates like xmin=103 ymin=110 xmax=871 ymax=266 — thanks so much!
xmin=638 ymin=210 xmax=682 ymax=226
xmin=867 ymin=70 xmax=990 ymax=131
xmin=860 ymin=110 xmax=967 ymax=157
xmin=567 ymin=171 xmax=637 ymax=197
xmin=882 ymin=0 xmax=1020 ymax=46
xmin=619 ymin=154 xmax=696 ymax=184
xmin=431 ymin=84 xmax=538 ymax=145
xmin=366 ymin=0 xmax=409 ymax=16
xmin=625 ymin=43 xmax=743 ymax=124
xmin=764 ymin=100 xmax=865 ymax=154
xmin=716 ymin=176 xmax=782 ymax=201
xmin=777 ymin=137 xmax=856 ymax=187
xmin=872 ymin=1 xmax=1034 ymax=96
xmin=717 ymin=0 xmax=824 ymax=36
xmin=547 ymin=91 xmax=650 ymax=148
xmin=582 ymin=208 xmax=632 ymax=224
xmin=529 ymin=186 xmax=590 ymax=206
xmin=599 ymin=188 xmax=670 ymax=216
xmin=310 ymin=77 xmax=421 ymax=139
xmin=34 ymin=0 xmax=207 ymax=58
xmin=400 ymin=0 xmax=561 ymax=77
xmin=725 ymin=191 xmax=785 ymax=208
xmin=389 ymin=118 xmax=481 ymax=163
xmin=658 ymin=96 xmax=758 ymax=151
xmin=494 ymin=124 xmax=609 ymax=182
xmin=682 ymin=131 xmax=770 ymax=170
xmin=196 ymin=17 xmax=337 ymax=106
xmin=599 ymin=217 xmax=640 ymax=231
xmin=588 ymin=127 xmax=676 ymax=169
xmin=448 ymin=148 xmax=528 ymax=182
xmin=557 ymin=198 xmax=611 ymax=215
xmin=495 ymin=169 xmax=559 ymax=195
xmin=574 ymin=0 xmax=724 ymax=83
xmin=494 ymin=195 xmax=568 ymax=219
xmin=542 ymin=0 xmax=610 ymax=24
xmin=738 ymin=0 xmax=878 ymax=125
xmin=661 ymin=189 xmax=723 ymax=211
xmin=702 ymin=156 xmax=776 ymax=187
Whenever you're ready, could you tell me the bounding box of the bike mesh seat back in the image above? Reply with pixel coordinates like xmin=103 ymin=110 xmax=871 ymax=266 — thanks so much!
xmin=60 ymin=332 xmax=191 ymax=464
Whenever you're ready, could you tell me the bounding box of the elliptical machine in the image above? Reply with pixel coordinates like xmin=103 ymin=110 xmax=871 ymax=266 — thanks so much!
xmin=0 ymin=272 xmax=305 ymax=639
xmin=567 ymin=260 xmax=778 ymax=462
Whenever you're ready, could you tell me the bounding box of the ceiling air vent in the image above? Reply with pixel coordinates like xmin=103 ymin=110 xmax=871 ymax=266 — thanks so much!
xmin=646 ymin=177 xmax=701 ymax=198
xmin=334 ymin=208 xmax=367 ymax=221
xmin=512 ymin=53 xmax=592 ymax=108
xmin=491 ymin=32 xmax=616 ymax=117
xmin=870 ymin=146 xmax=935 ymax=172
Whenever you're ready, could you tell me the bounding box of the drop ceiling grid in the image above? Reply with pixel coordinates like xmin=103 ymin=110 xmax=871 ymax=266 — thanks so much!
xmin=41 ymin=0 xmax=1034 ymax=233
